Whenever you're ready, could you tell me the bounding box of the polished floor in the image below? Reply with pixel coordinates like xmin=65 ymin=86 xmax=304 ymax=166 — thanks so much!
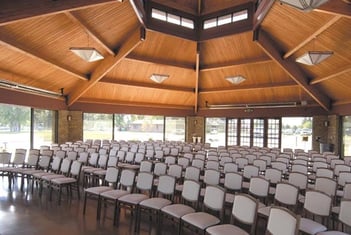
xmin=0 ymin=177 xmax=268 ymax=235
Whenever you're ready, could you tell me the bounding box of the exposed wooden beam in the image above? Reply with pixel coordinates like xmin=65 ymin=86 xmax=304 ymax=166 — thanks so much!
xmin=130 ymin=0 xmax=147 ymax=27
xmin=0 ymin=0 xmax=119 ymax=26
xmin=67 ymin=27 xmax=144 ymax=106
xmin=200 ymin=57 xmax=271 ymax=72
xmin=100 ymin=78 xmax=194 ymax=93
xmin=310 ymin=66 xmax=351 ymax=85
xmin=255 ymin=29 xmax=331 ymax=111
xmin=125 ymin=54 xmax=194 ymax=70
xmin=194 ymin=43 xmax=200 ymax=113
xmin=64 ymin=12 xmax=115 ymax=56
xmin=253 ymin=0 xmax=275 ymax=30
xmin=0 ymin=34 xmax=88 ymax=81
xmin=200 ymin=81 xmax=298 ymax=94
xmin=283 ymin=15 xmax=342 ymax=59
xmin=315 ymin=0 xmax=351 ymax=19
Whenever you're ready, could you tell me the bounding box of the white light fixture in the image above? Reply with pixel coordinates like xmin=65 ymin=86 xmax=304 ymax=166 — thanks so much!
xmin=225 ymin=75 xmax=246 ymax=85
xmin=70 ymin=47 xmax=104 ymax=62
xmin=296 ymin=51 xmax=333 ymax=65
xmin=280 ymin=0 xmax=329 ymax=12
xmin=150 ymin=74 xmax=169 ymax=83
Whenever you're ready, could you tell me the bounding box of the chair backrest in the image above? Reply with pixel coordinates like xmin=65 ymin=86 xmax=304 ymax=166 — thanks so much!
xmin=69 ymin=160 xmax=82 ymax=178
xmin=338 ymin=171 xmax=351 ymax=187
xmin=66 ymin=151 xmax=78 ymax=161
xmin=288 ymin=172 xmax=308 ymax=191
xmin=134 ymin=152 xmax=145 ymax=164
xmin=157 ymin=175 xmax=176 ymax=198
xmin=88 ymin=152 xmax=99 ymax=167
xmin=51 ymin=157 xmax=62 ymax=172
xmin=271 ymin=161 xmax=288 ymax=174
xmin=136 ymin=172 xmax=154 ymax=193
xmin=205 ymin=160 xmax=220 ymax=170
xmin=194 ymin=153 xmax=206 ymax=161
xmin=55 ymin=150 xmax=66 ymax=159
xmin=203 ymin=169 xmax=221 ymax=186
xmin=0 ymin=152 xmax=11 ymax=165
xmin=153 ymin=162 xmax=167 ymax=176
xmin=124 ymin=151 xmax=135 ymax=163
xmin=25 ymin=153 xmax=40 ymax=167
xmin=11 ymin=153 xmax=26 ymax=166
xmin=38 ymin=155 xmax=52 ymax=169
xmin=184 ymin=166 xmax=201 ymax=181
xmin=274 ymin=182 xmax=299 ymax=207
xmin=339 ymin=199 xmax=351 ymax=227
xmin=191 ymin=159 xmax=205 ymax=171
xmin=183 ymin=153 xmax=193 ymax=162
xmin=116 ymin=150 xmax=126 ymax=162
xmin=181 ymin=180 xmax=201 ymax=206
xmin=165 ymin=156 xmax=176 ymax=165
xmin=232 ymin=193 xmax=258 ymax=235
xmin=139 ymin=160 xmax=153 ymax=172
xmin=249 ymin=177 xmax=270 ymax=199
xmin=203 ymin=185 xmax=226 ymax=220
xmin=265 ymin=168 xmax=282 ymax=185
xmin=223 ymin=162 xmax=238 ymax=173
xmin=312 ymin=161 xmax=328 ymax=172
xmin=246 ymin=154 xmax=257 ymax=164
xmin=167 ymin=164 xmax=182 ymax=179
xmin=291 ymin=164 xmax=308 ymax=174
xmin=315 ymin=167 xmax=334 ymax=178
xmin=343 ymin=183 xmax=351 ymax=199
xmin=243 ymin=165 xmax=259 ymax=181
xmin=155 ymin=150 xmax=164 ymax=160
xmin=314 ymin=177 xmax=337 ymax=197
xmin=97 ymin=154 xmax=108 ymax=168
xmin=304 ymin=190 xmax=332 ymax=217
xmin=177 ymin=157 xmax=190 ymax=169
xmin=224 ymin=172 xmax=243 ymax=192
xmin=253 ymin=159 xmax=267 ymax=172
xmin=104 ymin=167 xmax=119 ymax=185
xmin=119 ymin=169 xmax=136 ymax=190
xmin=60 ymin=158 xmax=72 ymax=175
xmin=266 ymin=206 xmax=300 ymax=235
xmin=334 ymin=164 xmax=351 ymax=177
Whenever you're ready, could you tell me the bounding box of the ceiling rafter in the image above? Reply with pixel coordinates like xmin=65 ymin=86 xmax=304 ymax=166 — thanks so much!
xmin=0 ymin=0 xmax=119 ymax=26
xmin=67 ymin=27 xmax=145 ymax=106
xmin=125 ymin=54 xmax=194 ymax=70
xmin=283 ymin=15 xmax=342 ymax=59
xmin=316 ymin=0 xmax=351 ymax=19
xmin=0 ymin=34 xmax=88 ymax=81
xmin=253 ymin=0 xmax=275 ymax=30
xmin=64 ymin=11 xmax=115 ymax=56
xmin=199 ymin=81 xmax=298 ymax=94
xmin=200 ymin=57 xmax=272 ymax=72
xmin=310 ymin=66 xmax=351 ymax=85
xmin=255 ymin=29 xmax=331 ymax=111
xmin=194 ymin=43 xmax=200 ymax=113
xmin=100 ymin=78 xmax=194 ymax=93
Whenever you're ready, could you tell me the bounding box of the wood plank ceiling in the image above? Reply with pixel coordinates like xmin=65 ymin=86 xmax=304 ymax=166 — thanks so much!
xmin=0 ymin=0 xmax=350 ymax=116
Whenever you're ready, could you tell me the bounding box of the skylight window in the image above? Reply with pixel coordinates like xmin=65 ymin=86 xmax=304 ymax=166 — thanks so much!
xmin=203 ymin=8 xmax=249 ymax=30
xmin=151 ymin=8 xmax=194 ymax=30
xmin=233 ymin=10 xmax=248 ymax=22
xmin=218 ymin=14 xmax=232 ymax=26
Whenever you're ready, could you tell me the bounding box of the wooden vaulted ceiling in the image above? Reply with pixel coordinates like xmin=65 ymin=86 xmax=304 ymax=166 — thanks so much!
xmin=0 ymin=0 xmax=350 ymax=117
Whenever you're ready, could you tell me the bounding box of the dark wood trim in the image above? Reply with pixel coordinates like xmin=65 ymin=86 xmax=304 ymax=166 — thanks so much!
xmin=316 ymin=0 xmax=351 ymax=18
xmin=130 ymin=0 xmax=147 ymax=27
xmin=253 ymin=0 xmax=275 ymax=30
xmin=0 ymin=0 xmax=119 ymax=26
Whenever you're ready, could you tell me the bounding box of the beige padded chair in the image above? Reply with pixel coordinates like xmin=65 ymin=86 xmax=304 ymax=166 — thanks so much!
xmin=266 ymin=206 xmax=300 ymax=235
xmin=206 ymin=193 xmax=258 ymax=235
xmin=161 ymin=180 xmax=201 ymax=235
xmin=180 ymin=185 xmax=226 ymax=234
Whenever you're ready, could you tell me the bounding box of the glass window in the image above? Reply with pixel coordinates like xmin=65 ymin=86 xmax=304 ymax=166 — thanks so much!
xmin=205 ymin=118 xmax=226 ymax=147
xmin=204 ymin=18 xmax=217 ymax=29
xmin=240 ymin=119 xmax=251 ymax=146
xmin=342 ymin=116 xmax=351 ymax=157
xmin=227 ymin=118 xmax=238 ymax=146
xmin=233 ymin=9 xmax=248 ymax=22
xmin=253 ymin=119 xmax=264 ymax=147
xmin=114 ymin=114 xmax=163 ymax=142
xmin=267 ymin=118 xmax=280 ymax=148
xmin=181 ymin=18 xmax=194 ymax=29
xmin=83 ymin=113 xmax=113 ymax=141
xmin=152 ymin=8 xmax=166 ymax=21
xmin=165 ymin=117 xmax=185 ymax=141
xmin=167 ymin=13 xmax=180 ymax=25
xmin=33 ymin=109 xmax=55 ymax=149
xmin=282 ymin=117 xmax=312 ymax=152
xmin=0 ymin=103 xmax=30 ymax=153
xmin=218 ymin=14 xmax=232 ymax=26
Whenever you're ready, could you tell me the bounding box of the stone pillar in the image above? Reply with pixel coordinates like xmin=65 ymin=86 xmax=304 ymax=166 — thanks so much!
xmin=57 ymin=110 xmax=83 ymax=144
xmin=186 ymin=116 xmax=204 ymax=143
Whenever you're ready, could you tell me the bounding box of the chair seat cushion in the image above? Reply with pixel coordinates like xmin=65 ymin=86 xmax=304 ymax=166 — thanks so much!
xmin=51 ymin=177 xmax=77 ymax=184
xmin=181 ymin=212 xmax=220 ymax=230
xmin=92 ymin=170 xmax=107 ymax=176
xmin=100 ymin=190 xmax=129 ymax=200
xmin=139 ymin=197 xmax=172 ymax=210
xmin=161 ymin=204 xmax=195 ymax=219
xmin=299 ymin=218 xmax=327 ymax=234
xmin=85 ymin=186 xmax=113 ymax=195
xmin=41 ymin=174 xmax=66 ymax=181
xmin=32 ymin=172 xmax=52 ymax=178
xmin=206 ymin=224 xmax=249 ymax=235
xmin=83 ymin=168 xmax=100 ymax=173
xmin=118 ymin=193 xmax=148 ymax=204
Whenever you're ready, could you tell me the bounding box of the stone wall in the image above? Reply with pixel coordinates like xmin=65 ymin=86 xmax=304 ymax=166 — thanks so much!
xmin=57 ymin=110 xmax=83 ymax=144
xmin=313 ymin=115 xmax=340 ymax=155
xmin=186 ymin=116 xmax=204 ymax=144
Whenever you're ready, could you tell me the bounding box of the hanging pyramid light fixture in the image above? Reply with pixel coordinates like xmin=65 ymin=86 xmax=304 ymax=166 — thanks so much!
xmin=150 ymin=74 xmax=169 ymax=83
xmin=225 ymin=75 xmax=246 ymax=85
xmin=296 ymin=51 xmax=333 ymax=65
xmin=70 ymin=47 xmax=104 ymax=62
xmin=279 ymin=0 xmax=329 ymax=12
xmin=70 ymin=30 xmax=104 ymax=62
